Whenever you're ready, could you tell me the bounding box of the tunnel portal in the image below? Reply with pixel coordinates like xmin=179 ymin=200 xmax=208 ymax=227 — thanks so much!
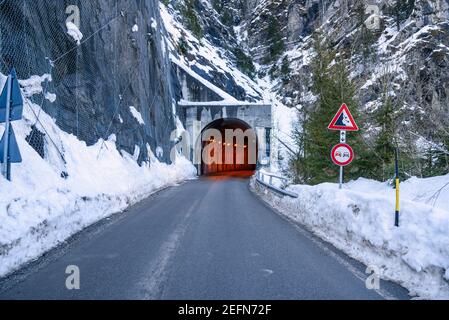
xmin=201 ymin=118 xmax=258 ymax=175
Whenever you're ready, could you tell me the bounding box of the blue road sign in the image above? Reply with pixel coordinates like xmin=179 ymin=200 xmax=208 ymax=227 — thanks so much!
xmin=0 ymin=126 xmax=22 ymax=163
xmin=0 ymin=68 xmax=23 ymax=123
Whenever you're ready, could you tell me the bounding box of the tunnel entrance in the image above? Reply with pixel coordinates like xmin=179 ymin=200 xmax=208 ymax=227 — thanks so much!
xmin=200 ymin=118 xmax=258 ymax=176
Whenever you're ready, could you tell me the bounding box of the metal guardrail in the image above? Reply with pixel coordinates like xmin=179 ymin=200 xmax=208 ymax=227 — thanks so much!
xmin=255 ymin=171 xmax=299 ymax=198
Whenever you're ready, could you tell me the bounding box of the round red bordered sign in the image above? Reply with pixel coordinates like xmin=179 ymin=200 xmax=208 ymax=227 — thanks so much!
xmin=331 ymin=143 xmax=354 ymax=166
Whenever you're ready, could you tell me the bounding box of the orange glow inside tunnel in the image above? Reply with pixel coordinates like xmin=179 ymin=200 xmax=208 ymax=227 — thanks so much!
xmin=200 ymin=118 xmax=258 ymax=176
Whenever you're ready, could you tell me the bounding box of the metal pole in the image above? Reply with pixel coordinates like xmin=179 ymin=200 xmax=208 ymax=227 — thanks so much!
xmin=339 ymin=166 xmax=343 ymax=189
xmin=2 ymin=73 xmax=12 ymax=181
xmin=339 ymin=130 xmax=346 ymax=189
xmin=394 ymin=148 xmax=400 ymax=227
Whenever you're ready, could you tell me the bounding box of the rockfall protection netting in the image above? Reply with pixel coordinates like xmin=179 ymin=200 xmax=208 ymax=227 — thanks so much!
xmin=0 ymin=0 xmax=169 ymax=171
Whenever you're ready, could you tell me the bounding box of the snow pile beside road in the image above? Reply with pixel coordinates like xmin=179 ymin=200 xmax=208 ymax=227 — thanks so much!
xmin=259 ymin=176 xmax=449 ymax=299
xmin=0 ymin=73 xmax=197 ymax=277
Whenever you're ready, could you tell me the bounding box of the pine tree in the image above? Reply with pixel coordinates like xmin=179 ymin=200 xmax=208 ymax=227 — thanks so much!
xmin=233 ymin=48 xmax=256 ymax=78
xmin=264 ymin=16 xmax=285 ymax=63
xmin=387 ymin=0 xmax=415 ymax=31
xmin=182 ymin=0 xmax=203 ymax=39
xmin=178 ymin=35 xmax=189 ymax=55
xmin=293 ymin=36 xmax=376 ymax=185
xmin=354 ymin=0 xmax=377 ymax=61
xmin=220 ymin=8 xmax=233 ymax=27
xmin=373 ymin=97 xmax=397 ymax=180
xmin=280 ymin=56 xmax=291 ymax=84
xmin=211 ymin=0 xmax=223 ymax=13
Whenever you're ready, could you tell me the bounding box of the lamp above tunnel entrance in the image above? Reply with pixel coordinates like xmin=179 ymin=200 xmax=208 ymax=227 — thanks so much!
xmin=200 ymin=118 xmax=258 ymax=176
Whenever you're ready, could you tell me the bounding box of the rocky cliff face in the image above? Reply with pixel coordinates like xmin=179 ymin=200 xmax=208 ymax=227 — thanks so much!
xmin=1 ymin=0 xmax=447 ymax=172
xmin=277 ymin=1 xmax=448 ymax=154
xmin=161 ymin=0 xmax=264 ymax=103
xmin=167 ymin=0 xmax=448 ymax=174
xmin=259 ymin=0 xmax=449 ymax=107
xmin=0 ymin=0 xmax=178 ymax=163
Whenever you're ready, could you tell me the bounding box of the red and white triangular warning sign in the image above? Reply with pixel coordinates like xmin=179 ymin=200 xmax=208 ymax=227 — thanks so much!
xmin=328 ymin=104 xmax=359 ymax=131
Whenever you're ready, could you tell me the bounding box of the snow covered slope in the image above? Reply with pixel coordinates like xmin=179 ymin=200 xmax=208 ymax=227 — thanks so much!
xmin=161 ymin=1 xmax=297 ymax=170
xmin=257 ymin=174 xmax=449 ymax=299
xmin=161 ymin=2 xmax=263 ymax=102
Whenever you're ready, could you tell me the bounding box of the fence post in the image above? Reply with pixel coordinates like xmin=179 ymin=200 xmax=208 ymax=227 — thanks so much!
xmin=394 ymin=148 xmax=400 ymax=227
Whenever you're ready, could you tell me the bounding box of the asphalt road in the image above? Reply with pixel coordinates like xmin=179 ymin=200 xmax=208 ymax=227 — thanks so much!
xmin=0 ymin=172 xmax=409 ymax=300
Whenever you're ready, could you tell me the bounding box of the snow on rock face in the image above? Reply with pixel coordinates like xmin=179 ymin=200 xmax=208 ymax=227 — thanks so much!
xmin=66 ymin=21 xmax=83 ymax=45
xmin=2 ymin=0 xmax=179 ymax=164
xmin=160 ymin=2 xmax=263 ymax=103
xmin=129 ymin=106 xmax=145 ymax=125
xmin=151 ymin=18 xmax=158 ymax=29
xmin=18 ymin=74 xmax=52 ymax=98
xmin=161 ymin=1 xmax=290 ymax=167
xmin=171 ymin=55 xmax=239 ymax=103
xmin=256 ymin=175 xmax=449 ymax=299
xmin=156 ymin=146 xmax=164 ymax=159
xmin=45 ymin=92 xmax=57 ymax=103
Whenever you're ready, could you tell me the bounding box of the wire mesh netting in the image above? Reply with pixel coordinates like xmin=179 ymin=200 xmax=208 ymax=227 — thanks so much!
xmin=0 ymin=0 xmax=175 ymax=171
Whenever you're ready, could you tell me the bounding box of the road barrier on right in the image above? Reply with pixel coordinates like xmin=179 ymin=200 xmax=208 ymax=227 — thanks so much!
xmin=254 ymin=170 xmax=298 ymax=199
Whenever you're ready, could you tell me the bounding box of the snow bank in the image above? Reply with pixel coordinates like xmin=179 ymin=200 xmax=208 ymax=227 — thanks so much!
xmin=0 ymin=73 xmax=196 ymax=277
xmin=257 ymin=176 xmax=449 ymax=299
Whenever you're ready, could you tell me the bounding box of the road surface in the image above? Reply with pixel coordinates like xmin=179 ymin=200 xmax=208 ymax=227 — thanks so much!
xmin=0 ymin=172 xmax=409 ymax=300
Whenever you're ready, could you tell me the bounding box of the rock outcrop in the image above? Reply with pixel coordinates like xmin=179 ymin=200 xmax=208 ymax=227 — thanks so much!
xmin=0 ymin=0 xmax=178 ymax=163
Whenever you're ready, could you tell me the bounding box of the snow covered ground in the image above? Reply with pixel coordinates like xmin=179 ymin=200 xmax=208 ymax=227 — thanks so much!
xmin=257 ymin=174 xmax=449 ymax=299
xmin=0 ymin=72 xmax=197 ymax=277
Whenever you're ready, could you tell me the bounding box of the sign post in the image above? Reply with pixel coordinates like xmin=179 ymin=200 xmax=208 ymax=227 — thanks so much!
xmin=339 ymin=131 xmax=346 ymax=189
xmin=2 ymin=73 xmax=12 ymax=180
xmin=394 ymin=148 xmax=400 ymax=227
xmin=0 ymin=68 xmax=23 ymax=181
xmin=328 ymin=104 xmax=359 ymax=189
